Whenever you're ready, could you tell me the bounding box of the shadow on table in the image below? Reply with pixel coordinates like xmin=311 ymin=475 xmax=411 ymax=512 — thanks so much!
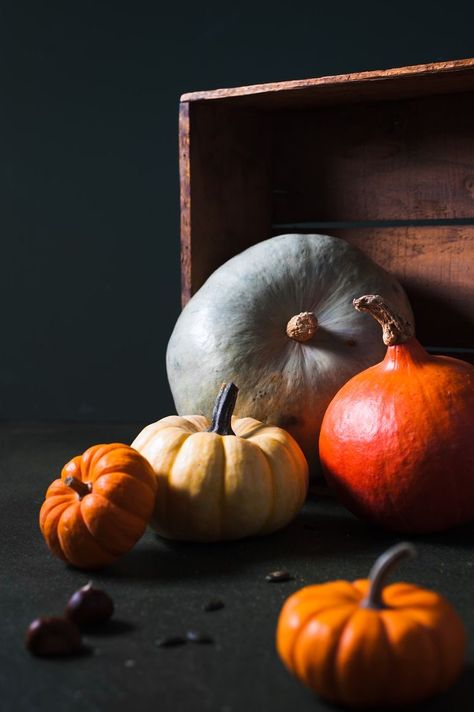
xmin=318 ymin=665 xmax=474 ymax=712
xmin=101 ymin=499 xmax=474 ymax=583
xmin=417 ymin=666 xmax=474 ymax=712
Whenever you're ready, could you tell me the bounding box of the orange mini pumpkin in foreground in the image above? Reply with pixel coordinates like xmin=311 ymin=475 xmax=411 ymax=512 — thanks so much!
xmin=276 ymin=543 xmax=466 ymax=707
xmin=39 ymin=443 xmax=157 ymax=569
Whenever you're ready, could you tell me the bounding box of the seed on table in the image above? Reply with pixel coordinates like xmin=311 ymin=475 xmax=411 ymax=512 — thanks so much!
xmin=203 ymin=600 xmax=224 ymax=612
xmin=155 ymin=635 xmax=187 ymax=648
xmin=265 ymin=570 xmax=293 ymax=583
xmin=186 ymin=630 xmax=214 ymax=644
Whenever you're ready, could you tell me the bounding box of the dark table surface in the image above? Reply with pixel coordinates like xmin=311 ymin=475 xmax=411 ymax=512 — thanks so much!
xmin=2 ymin=422 xmax=474 ymax=712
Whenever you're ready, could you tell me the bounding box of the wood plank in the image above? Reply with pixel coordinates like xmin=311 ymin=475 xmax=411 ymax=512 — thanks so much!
xmin=271 ymin=92 xmax=474 ymax=223
xmin=317 ymin=226 xmax=474 ymax=352
xmin=179 ymin=102 xmax=192 ymax=305
xmin=181 ymin=104 xmax=272 ymax=304
xmin=181 ymin=58 xmax=474 ymax=109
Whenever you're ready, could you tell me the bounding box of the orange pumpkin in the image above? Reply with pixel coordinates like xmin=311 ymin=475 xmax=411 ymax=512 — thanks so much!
xmin=39 ymin=443 xmax=157 ymax=569
xmin=276 ymin=543 xmax=466 ymax=707
xmin=319 ymin=294 xmax=474 ymax=533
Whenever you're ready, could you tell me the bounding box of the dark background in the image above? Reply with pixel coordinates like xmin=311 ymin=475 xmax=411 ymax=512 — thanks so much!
xmin=1 ymin=0 xmax=474 ymax=423
xmin=2 ymin=7 xmax=474 ymax=712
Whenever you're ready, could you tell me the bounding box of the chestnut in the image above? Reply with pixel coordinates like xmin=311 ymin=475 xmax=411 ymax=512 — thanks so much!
xmin=26 ymin=616 xmax=83 ymax=657
xmin=65 ymin=582 xmax=114 ymax=627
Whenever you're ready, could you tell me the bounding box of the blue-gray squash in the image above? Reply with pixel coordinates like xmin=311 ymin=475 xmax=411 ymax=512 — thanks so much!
xmin=166 ymin=234 xmax=413 ymax=475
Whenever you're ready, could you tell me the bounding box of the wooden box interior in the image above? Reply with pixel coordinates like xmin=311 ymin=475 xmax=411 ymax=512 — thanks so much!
xmin=180 ymin=59 xmax=474 ymax=360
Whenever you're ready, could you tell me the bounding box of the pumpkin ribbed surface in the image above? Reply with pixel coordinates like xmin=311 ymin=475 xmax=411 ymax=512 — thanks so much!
xmin=39 ymin=443 xmax=157 ymax=569
xmin=276 ymin=544 xmax=466 ymax=707
xmin=277 ymin=579 xmax=466 ymax=707
xmin=132 ymin=413 xmax=308 ymax=542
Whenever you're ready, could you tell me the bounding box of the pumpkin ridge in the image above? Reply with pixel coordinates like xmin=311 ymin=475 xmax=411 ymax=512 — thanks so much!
xmin=382 ymin=608 xmax=441 ymax=700
xmin=47 ymin=478 xmax=73 ymax=497
xmin=219 ymin=436 xmax=227 ymax=539
xmin=83 ymin=443 xmax=118 ymax=478
xmin=334 ymin=609 xmax=393 ymax=705
xmin=233 ymin=418 xmax=267 ymax=439
xmin=276 ymin=436 xmax=308 ymax=504
xmin=330 ymin=611 xmax=359 ymax=701
xmin=252 ymin=444 xmax=276 ymax=535
xmin=60 ymin=456 xmax=82 ymax=484
xmin=385 ymin=585 xmax=444 ymax=609
xmin=289 ymin=602 xmax=355 ymax=674
xmin=92 ymin=467 xmax=156 ymax=498
xmin=80 ymin=493 xmax=146 ymax=552
xmin=40 ymin=500 xmax=70 ymax=557
xmin=182 ymin=415 xmax=210 ymax=430
xmin=57 ymin=503 xmax=116 ymax=567
xmin=56 ymin=501 xmax=82 ymax=559
xmin=86 ymin=447 xmax=140 ymax=483
xmin=157 ymin=431 xmax=193 ymax=535
xmin=92 ymin=472 xmax=156 ymax=519
xmin=40 ymin=496 xmax=75 ymax=529
xmin=250 ymin=434 xmax=308 ymax=524
xmin=377 ymin=611 xmax=402 ymax=703
xmin=68 ymin=500 xmax=122 ymax=558
xmin=307 ymin=605 xmax=356 ymax=701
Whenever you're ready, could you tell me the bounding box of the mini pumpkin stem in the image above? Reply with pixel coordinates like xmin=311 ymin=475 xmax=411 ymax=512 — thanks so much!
xmin=362 ymin=542 xmax=417 ymax=610
xmin=64 ymin=476 xmax=92 ymax=500
xmin=207 ymin=382 xmax=238 ymax=436
xmin=353 ymin=295 xmax=415 ymax=346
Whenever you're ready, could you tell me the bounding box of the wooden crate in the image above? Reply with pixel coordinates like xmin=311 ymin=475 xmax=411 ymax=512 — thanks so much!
xmin=179 ymin=58 xmax=474 ymax=361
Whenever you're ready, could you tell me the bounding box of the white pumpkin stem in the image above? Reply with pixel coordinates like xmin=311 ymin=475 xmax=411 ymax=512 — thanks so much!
xmin=64 ymin=476 xmax=92 ymax=500
xmin=362 ymin=542 xmax=417 ymax=609
xmin=207 ymin=382 xmax=238 ymax=436
xmin=353 ymin=295 xmax=414 ymax=346
xmin=286 ymin=312 xmax=318 ymax=342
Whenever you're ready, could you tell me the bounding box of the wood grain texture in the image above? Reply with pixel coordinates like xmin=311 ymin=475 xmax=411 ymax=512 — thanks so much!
xmin=181 ymin=104 xmax=272 ymax=303
xmin=179 ymin=102 xmax=192 ymax=306
xmin=271 ymin=92 xmax=474 ymax=223
xmin=317 ymin=226 xmax=473 ymax=352
xmin=179 ymin=59 xmax=474 ymax=358
xmin=181 ymin=58 xmax=474 ymax=108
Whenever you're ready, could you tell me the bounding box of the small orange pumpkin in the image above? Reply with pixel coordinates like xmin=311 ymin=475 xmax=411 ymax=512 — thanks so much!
xmin=39 ymin=443 xmax=157 ymax=569
xmin=276 ymin=543 xmax=466 ymax=707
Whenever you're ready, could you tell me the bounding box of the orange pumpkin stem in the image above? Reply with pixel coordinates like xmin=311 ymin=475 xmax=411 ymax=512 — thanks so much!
xmin=353 ymin=294 xmax=415 ymax=346
xmin=207 ymin=382 xmax=238 ymax=436
xmin=362 ymin=542 xmax=417 ymax=609
xmin=64 ymin=476 xmax=91 ymax=500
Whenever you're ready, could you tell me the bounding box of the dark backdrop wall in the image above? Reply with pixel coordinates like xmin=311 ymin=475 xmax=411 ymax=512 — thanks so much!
xmin=1 ymin=0 xmax=473 ymax=423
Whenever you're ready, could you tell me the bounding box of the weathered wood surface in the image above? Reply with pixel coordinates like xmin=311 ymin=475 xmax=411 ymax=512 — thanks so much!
xmin=271 ymin=92 xmax=474 ymax=223
xmin=181 ymin=58 xmax=474 ymax=108
xmin=179 ymin=59 xmax=474 ymax=357
xmin=179 ymin=102 xmax=192 ymax=305
xmin=180 ymin=102 xmax=271 ymax=306
xmin=322 ymin=226 xmax=473 ymax=352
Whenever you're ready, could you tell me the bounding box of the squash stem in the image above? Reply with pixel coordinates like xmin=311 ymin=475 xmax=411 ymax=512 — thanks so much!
xmin=207 ymin=382 xmax=238 ymax=436
xmin=353 ymin=295 xmax=415 ymax=346
xmin=65 ymin=476 xmax=92 ymax=499
xmin=286 ymin=312 xmax=318 ymax=342
xmin=361 ymin=542 xmax=417 ymax=609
